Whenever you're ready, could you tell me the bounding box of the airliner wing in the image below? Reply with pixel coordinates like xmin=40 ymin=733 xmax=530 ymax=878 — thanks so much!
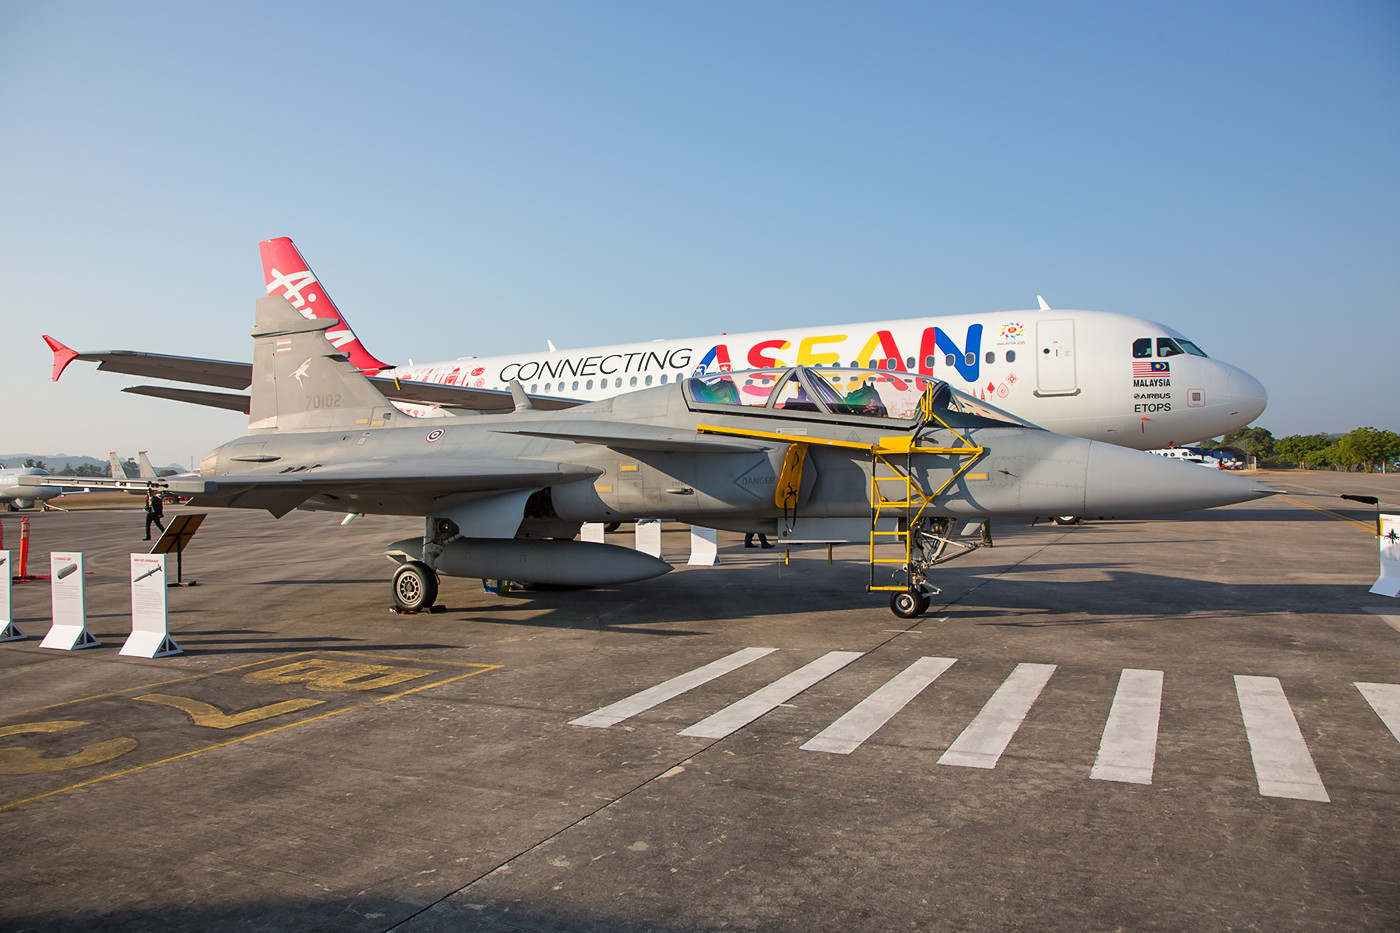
xmin=45 ymin=336 xmax=583 ymax=412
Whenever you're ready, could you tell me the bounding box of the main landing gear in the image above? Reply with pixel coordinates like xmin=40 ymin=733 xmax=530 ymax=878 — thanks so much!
xmin=392 ymin=561 xmax=439 ymax=613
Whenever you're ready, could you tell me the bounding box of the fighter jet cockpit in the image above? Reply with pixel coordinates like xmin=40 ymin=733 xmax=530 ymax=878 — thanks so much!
xmin=683 ymin=366 xmax=1039 ymax=430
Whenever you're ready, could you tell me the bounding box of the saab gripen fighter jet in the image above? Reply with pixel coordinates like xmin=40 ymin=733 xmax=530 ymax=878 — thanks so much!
xmin=29 ymin=296 xmax=1274 ymax=617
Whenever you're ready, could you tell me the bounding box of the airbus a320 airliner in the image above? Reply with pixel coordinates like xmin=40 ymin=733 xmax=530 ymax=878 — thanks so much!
xmin=45 ymin=237 xmax=1266 ymax=450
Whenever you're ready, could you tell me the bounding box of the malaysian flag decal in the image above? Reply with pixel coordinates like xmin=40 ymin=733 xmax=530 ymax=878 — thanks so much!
xmin=1133 ymin=361 xmax=1170 ymax=376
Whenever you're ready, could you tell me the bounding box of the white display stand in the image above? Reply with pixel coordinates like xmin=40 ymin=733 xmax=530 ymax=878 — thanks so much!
xmin=687 ymin=526 xmax=720 ymax=566
xmin=634 ymin=520 xmax=663 ymax=558
xmin=0 ymin=550 xmax=22 ymax=641
xmin=1372 ymin=514 xmax=1400 ymax=598
xmin=40 ymin=552 xmax=99 ymax=650
xmin=121 ymin=554 xmax=181 ymax=658
xmin=580 ymin=522 xmax=606 ymax=544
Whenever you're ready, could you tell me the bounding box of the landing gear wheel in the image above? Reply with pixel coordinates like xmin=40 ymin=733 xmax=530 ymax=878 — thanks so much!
xmin=392 ymin=561 xmax=438 ymax=612
xmin=1053 ymin=516 xmax=1082 ymax=525
xmin=890 ymin=589 xmax=929 ymax=619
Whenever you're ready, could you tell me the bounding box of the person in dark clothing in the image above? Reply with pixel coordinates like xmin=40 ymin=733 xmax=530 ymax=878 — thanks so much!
xmin=745 ymin=532 xmax=774 ymax=549
xmin=144 ymin=488 xmax=166 ymax=540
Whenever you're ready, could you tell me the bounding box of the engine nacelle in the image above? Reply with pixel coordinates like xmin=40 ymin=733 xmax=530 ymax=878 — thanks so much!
xmin=385 ymin=537 xmax=671 ymax=586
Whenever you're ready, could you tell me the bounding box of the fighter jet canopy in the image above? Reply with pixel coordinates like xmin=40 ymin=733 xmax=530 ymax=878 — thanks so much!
xmin=683 ymin=366 xmax=1038 ymax=429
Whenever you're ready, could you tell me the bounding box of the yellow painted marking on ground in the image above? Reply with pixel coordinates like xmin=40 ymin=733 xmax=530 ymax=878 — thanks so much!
xmin=0 ymin=653 xmax=308 ymax=720
xmin=244 ymin=658 xmax=434 ymax=691
xmin=0 ymin=660 xmax=500 ymax=813
xmin=133 ymin=694 xmax=325 ymax=729
xmin=0 ymin=721 xmax=138 ymax=775
xmin=1275 ymin=493 xmax=1378 ymax=534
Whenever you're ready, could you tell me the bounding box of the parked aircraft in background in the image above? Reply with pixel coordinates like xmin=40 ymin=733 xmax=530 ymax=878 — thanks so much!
xmin=43 ymin=238 xmax=1267 ymax=451
xmin=29 ymin=295 xmax=1275 ymax=616
xmin=1 ymin=466 xmax=64 ymax=511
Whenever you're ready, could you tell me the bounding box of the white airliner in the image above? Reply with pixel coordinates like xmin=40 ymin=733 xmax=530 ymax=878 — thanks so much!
xmin=44 ymin=238 xmax=1268 ymax=450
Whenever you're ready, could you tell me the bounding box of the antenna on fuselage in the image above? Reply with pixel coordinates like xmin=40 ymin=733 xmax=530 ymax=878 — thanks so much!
xmin=1036 ymin=295 xmax=1052 ymax=311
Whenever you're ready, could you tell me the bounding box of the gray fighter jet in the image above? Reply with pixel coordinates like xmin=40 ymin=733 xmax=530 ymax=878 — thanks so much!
xmin=30 ymin=296 xmax=1274 ymax=617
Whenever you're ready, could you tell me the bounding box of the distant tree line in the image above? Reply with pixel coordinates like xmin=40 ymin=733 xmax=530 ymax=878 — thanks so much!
xmin=1221 ymin=426 xmax=1400 ymax=472
xmin=5 ymin=458 xmax=138 ymax=477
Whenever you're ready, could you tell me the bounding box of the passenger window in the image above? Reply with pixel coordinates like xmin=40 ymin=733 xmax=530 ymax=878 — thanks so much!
xmin=985 ymin=351 xmax=995 ymax=364
xmin=945 ymin=354 xmax=955 ymax=367
xmin=1157 ymin=338 xmax=1184 ymax=357
xmin=964 ymin=352 xmax=975 ymax=366
xmin=586 ymin=379 xmax=593 ymax=389
xmin=572 ymin=380 xmax=579 ymax=391
xmin=1006 ymin=350 xmax=1016 ymax=363
xmin=925 ymin=354 xmax=936 ymax=367
xmin=630 ymin=376 xmax=638 ymax=387
xmin=659 ymin=373 xmax=668 ymax=384
xmin=1133 ymin=338 xmax=1152 ymax=358
xmin=906 ymin=357 xmax=915 ymax=370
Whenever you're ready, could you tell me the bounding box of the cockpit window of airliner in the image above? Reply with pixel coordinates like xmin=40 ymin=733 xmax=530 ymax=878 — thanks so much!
xmin=1175 ymin=338 xmax=1207 ymax=357
xmin=1133 ymin=338 xmax=1153 ymax=358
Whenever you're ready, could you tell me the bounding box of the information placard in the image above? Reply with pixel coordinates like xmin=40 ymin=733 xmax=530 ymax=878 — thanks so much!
xmin=1372 ymin=514 xmax=1400 ymax=598
xmin=40 ymin=552 xmax=98 ymax=650
xmin=121 ymin=553 xmax=181 ymax=657
xmin=0 ymin=550 xmax=21 ymax=641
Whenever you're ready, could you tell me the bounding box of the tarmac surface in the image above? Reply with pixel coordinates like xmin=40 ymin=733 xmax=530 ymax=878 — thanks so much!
xmin=1 ymin=471 xmax=1398 ymax=931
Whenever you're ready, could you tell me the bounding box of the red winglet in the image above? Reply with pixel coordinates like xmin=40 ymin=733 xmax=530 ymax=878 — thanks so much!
xmin=43 ymin=335 xmax=80 ymax=382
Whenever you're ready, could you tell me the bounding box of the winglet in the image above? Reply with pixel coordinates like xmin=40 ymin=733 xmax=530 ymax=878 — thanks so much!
xmin=1036 ymin=295 xmax=1052 ymax=311
xmin=44 ymin=335 xmax=80 ymax=382
xmin=509 ymin=378 xmax=534 ymax=412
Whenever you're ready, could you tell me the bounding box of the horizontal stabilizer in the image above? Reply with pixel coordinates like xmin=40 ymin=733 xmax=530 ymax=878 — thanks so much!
xmin=124 ymin=385 xmax=251 ymax=413
xmin=493 ymin=421 xmax=768 ymax=452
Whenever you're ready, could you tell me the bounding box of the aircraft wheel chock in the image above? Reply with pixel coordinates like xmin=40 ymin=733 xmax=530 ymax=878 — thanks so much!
xmin=392 ymin=561 xmax=438 ymax=612
xmin=890 ymin=589 xmax=928 ymax=619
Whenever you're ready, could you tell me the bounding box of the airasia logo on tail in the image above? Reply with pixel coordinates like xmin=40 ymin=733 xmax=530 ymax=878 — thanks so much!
xmin=259 ymin=237 xmax=391 ymax=374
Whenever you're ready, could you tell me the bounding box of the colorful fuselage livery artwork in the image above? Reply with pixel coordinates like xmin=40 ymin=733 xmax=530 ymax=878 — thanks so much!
xmin=260 ymin=237 xmax=1267 ymax=449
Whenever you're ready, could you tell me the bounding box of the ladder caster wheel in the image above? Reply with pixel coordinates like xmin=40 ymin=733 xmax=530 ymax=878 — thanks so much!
xmin=890 ymin=589 xmax=928 ymax=619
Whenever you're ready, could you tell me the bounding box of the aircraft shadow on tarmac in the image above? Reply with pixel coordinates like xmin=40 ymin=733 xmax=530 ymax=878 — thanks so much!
xmin=1 ymin=899 xmax=672 ymax=933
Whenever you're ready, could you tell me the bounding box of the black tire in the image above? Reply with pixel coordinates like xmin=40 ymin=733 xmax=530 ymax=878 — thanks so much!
xmin=890 ymin=589 xmax=928 ymax=619
xmin=392 ymin=561 xmax=438 ymax=612
xmin=1053 ymin=516 xmax=1082 ymax=525
xmin=603 ymin=522 xmax=622 ymax=533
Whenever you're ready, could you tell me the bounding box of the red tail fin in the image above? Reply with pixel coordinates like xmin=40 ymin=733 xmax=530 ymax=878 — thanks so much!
xmin=258 ymin=237 xmax=392 ymax=374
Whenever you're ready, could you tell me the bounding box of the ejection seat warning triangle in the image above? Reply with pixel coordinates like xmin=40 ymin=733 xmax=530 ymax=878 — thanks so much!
xmin=0 ymin=551 xmax=22 ymax=641
xmin=40 ymin=552 xmax=99 ymax=650
xmin=121 ymin=554 xmax=181 ymax=658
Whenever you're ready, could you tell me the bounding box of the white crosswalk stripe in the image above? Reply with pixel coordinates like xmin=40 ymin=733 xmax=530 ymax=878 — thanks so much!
xmin=572 ymin=648 xmax=1400 ymax=801
xmin=802 ymin=657 xmax=957 ymax=754
xmin=1235 ymin=675 xmax=1330 ymax=802
xmin=1355 ymin=682 xmax=1400 ymax=744
xmin=1090 ymin=668 xmax=1164 ymax=785
xmin=570 ymin=647 xmax=778 ymax=727
xmin=678 ymin=651 xmax=864 ymax=740
xmin=938 ymin=662 xmax=1057 ymax=769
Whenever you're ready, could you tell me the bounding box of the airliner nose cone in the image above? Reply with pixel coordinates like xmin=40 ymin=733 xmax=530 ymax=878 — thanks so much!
xmin=1227 ymin=369 xmax=1268 ymax=424
xmin=1085 ymin=442 xmax=1276 ymax=515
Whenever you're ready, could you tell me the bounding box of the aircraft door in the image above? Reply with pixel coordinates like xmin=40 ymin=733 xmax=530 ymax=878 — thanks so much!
xmin=1035 ymin=319 xmax=1079 ymax=396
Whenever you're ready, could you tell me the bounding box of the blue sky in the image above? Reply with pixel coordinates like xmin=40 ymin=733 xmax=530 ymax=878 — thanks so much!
xmin=2 ymin=1 xmax=1396 ymax=468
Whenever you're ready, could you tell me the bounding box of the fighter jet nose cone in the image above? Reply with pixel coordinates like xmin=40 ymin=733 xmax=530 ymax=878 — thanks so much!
xmin=1227 ymin=369 xmax=1269 ymax=424
xmin=1085 ymin=442 xmax=1277 ymax=516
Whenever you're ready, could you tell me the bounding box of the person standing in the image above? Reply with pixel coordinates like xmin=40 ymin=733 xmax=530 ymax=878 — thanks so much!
xmin=745 ymin=532 xmax=774 ymax=549
xmin=144 ymin=488 xmax=166 ymax=540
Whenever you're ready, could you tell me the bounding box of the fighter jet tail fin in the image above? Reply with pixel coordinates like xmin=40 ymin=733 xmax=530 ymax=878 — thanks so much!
xmin=248 ymin=296 xmax=399 ymax=434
